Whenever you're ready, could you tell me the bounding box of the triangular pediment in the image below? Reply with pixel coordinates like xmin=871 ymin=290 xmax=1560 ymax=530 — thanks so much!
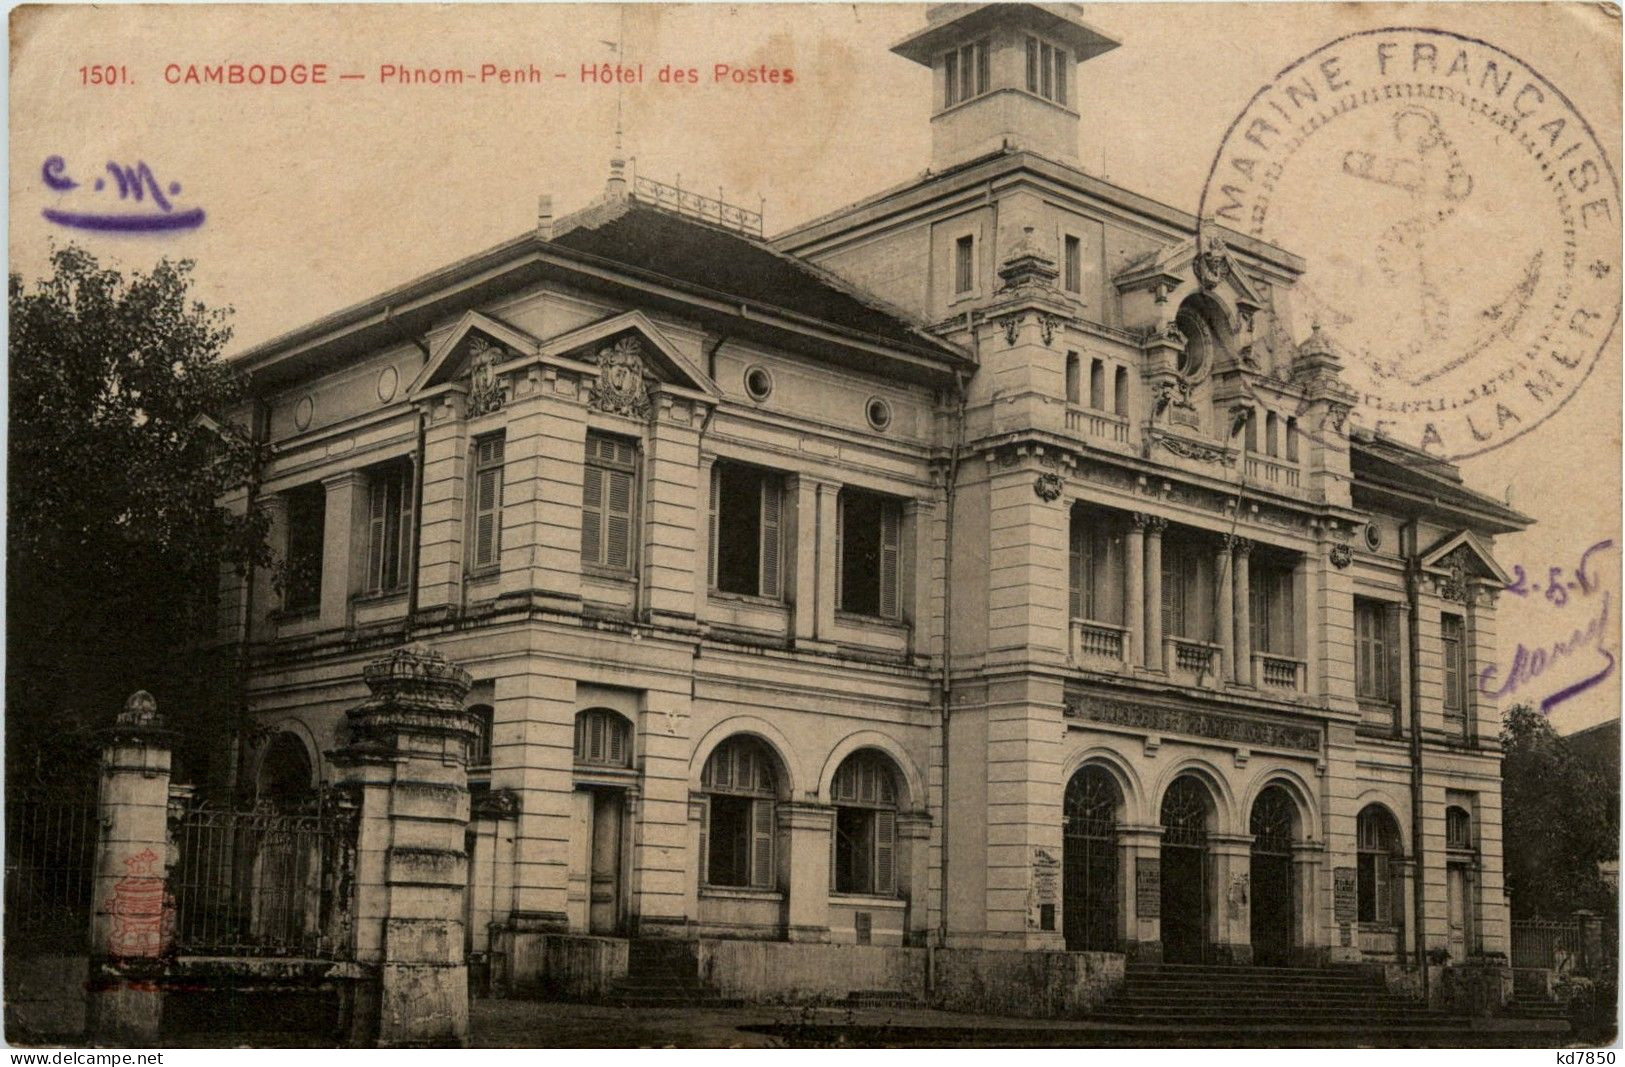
xmin=542 ymin=311 xmax=720 ymax=399
xmin=1114 ymin=235 xmax=1265 ymax=313
xmin=1420 ymin=529 xmax=1509 ymax=585
xmin=407 ymin=310 xmax=539 ymax=397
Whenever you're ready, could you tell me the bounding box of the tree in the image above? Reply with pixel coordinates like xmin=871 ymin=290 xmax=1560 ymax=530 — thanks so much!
xmin=8 ymin=245 xmax=268 ymax=787
xmin=1500 ymin=703 xmax=1619 ymax=918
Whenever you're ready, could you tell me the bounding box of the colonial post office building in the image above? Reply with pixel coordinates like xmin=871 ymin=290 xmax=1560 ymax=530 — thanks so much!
xmin=223 ymin=3 xmax=1529 ymax=994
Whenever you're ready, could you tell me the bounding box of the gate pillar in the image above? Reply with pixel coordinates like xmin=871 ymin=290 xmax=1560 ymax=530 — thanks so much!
xmin=1209 ymin=833 xmax=1254 ymax=964
xmin=87 ymin=691 xmax=176 ymax=1045
xmin=331 ymin=645 xmax=476 ymax=1048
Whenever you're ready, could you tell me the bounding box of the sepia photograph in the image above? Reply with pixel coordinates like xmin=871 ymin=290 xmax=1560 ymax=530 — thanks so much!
xmin=5 ymin=0 xmax=1622 ymax=1052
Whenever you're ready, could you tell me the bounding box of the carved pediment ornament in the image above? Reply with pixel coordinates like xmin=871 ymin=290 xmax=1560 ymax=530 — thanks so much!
xmin=466 ymin=337 xmax=508 ymax=418
xmin=1194 ymin=232 xmax=1231 ymax=291
xmin=588 ymin=336 xmax=653 ymax=418
xmin=1436 ymin=546 xmax=1473 ymax=603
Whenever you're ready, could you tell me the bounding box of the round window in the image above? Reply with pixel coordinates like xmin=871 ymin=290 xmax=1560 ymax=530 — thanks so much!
xmin=1173 ymin=308 xmax=1214 ymax=379
xmin=744 ymin=365 xmax=773 ymax=402
xmin=1364 ymin=522 xmax=1383 ymax=551
xmin=866 ymin=396 xmax=893 ymax=432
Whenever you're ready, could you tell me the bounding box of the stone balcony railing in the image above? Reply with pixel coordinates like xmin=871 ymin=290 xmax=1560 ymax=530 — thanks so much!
xmin=1251 ymin=651 xmax=1307 ymax=693
xmin=1165 ymin=636 xmax=1222 ymax=686
xmin=1245 ymin=453 xmax=1301 ymax=489
xmin=1065 ymin=406 xmax=1130 ymax=447
xmin=1071 ymin=618 xmax=1131 ymax=670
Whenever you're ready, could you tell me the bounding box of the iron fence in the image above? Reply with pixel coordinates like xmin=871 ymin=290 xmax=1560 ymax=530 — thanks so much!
xmin=169 ymin=796 xmax=356 ymax=959
xmin=4 ymin=792 xmax=100 ymax=951
xmin=1511 ymin=918 xmax=1585 ymax=971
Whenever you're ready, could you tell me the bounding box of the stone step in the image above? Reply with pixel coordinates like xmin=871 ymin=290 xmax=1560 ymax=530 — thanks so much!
xmin=1112 ymin=995 xmax=1425 ymax=1011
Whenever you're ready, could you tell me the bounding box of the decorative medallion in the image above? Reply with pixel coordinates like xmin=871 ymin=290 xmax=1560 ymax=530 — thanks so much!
xmin=293 ymin=395 xmax=313 ymax=432
xmin=466 ymin=337 xmax=507 ymax=418
xmin=376 ymin=365 xmax=399 ymax=404
xmin=588 ymin=336 xmax=653 ymax=418
xmin=1033 ymin=471 xmax=1065 ymax=502
xmin=1329 ymin=543 xmax=1353 ymax=569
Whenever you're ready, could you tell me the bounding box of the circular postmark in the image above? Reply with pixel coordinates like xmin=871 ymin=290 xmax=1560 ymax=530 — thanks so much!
xmin=1199 ymin=28 xmax=1619 ymax=461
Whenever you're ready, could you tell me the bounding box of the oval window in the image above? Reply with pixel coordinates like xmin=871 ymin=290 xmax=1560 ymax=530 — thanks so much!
xmin=866 ymin=396 xmax=893 ymax=432
xmin=744 ymin=365 xmax=773 ymax=402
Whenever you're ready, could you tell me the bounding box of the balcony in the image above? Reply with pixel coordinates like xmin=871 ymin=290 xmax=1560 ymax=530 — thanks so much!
xmin=1071 ymin=618 xmax=1131 ymax=671
xmin=1251 ymin=651 xmax=1307 ymax=693
xmin=1164 ymin=636 xmax=1221 ymax=687
xmin=1066 ymin=406 xmax=1130 ymax=447
xmin=1245 ymin=454 xmax=1301 ymax=490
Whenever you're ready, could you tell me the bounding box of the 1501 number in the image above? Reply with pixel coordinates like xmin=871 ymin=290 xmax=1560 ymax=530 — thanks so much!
xmin=79 ymin=65 xmax=132 ymax=86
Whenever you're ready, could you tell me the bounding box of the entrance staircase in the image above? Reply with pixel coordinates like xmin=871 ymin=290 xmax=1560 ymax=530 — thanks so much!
xmin=607 ymin=939 xmax=733 ymax=1008
xmin=1089 ymin=962 xmax=1570 ymax=1045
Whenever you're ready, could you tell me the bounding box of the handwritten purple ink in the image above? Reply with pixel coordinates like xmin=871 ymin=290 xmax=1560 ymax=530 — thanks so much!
xmin=40 ymin=157 xmax=204 ymax=234
xmin=1478 ymin=590 xmax=1613 ymax=711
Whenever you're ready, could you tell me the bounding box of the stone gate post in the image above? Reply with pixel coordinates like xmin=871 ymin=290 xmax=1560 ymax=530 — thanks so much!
xmin=331 ymin=645 xmax=476 ymax=1048
xmin=87 ymin=691 xmax=176 ymax=1045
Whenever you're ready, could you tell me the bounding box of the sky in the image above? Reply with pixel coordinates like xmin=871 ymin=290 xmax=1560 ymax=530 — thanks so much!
xmin=9 ymin=2 xmax=1621 ymax=732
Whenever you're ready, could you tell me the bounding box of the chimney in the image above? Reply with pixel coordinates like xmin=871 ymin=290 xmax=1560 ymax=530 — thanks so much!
xmin=537 ymin=194 xmax=554 ymax=240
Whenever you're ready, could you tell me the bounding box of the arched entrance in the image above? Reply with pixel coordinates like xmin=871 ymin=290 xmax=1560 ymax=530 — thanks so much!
xmin=1249 ymin=786 xmax=1297 ymax=964
xmin=1160 ymin=775 xmax=1213 ymax=963
xmin=1063 ymin=765 xmax=1119 ymax=951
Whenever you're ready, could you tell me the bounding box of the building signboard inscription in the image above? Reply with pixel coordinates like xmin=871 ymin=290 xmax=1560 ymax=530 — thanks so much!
xmin=1067 ymin=695 xmax=1321 ymax=753
xmin=1136 ymin=861 xmax=1160 ymax=918
xmin=1334 ymin=866 xmax=1357 ymax=923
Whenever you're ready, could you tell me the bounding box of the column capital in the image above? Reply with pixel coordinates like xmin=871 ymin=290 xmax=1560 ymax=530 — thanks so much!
xmin=1136 ymin=513 xmax=1167 ymax=533
xmin=1226 ymin=534 xmax=1253 ymax=555
xmin=322 ymin=469 xmax=366 ymax=492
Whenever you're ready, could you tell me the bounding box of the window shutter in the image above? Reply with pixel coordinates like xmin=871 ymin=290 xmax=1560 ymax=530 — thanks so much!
xmin=474 ymin=467 xmax=499 ymax=567
xmin=1093 ymin=528 xmax=1119 ymax=624
xmin=1068 ymin=522 xmax=1085 ymax=619
xmin=751 ymin=798 xmax=775 ymax=888
xmin=879 ymin=501 xmax=901 ymax=619
xmin=1442 ymin=617 xmax=1462 ymax=712
xmin=367 ymin=479 xmax=388 ymax=591
xmin=875 ymin=810 xmax=896 ymax=895
xmin=1385 ymin=606 xmax=1402 ymax=705
xmin=605 ymin=469 xmax=634 ymax=570
xmin=608 ymin=715 xmax=626 ymax=765
xmin=1161 ymin=551 xmax=1181 ymax=639
xmin=581 ymin=463 xmax=604 ymax=564
xmin=397 ymin=469 xmax=414 ymax=591
xmin=697 ymin=797 xmax=709 ymax=889
xmin=708 ymin=465 xmax=720 ymax=589
xmin=758 ymin=478 xmax=782 ymax=599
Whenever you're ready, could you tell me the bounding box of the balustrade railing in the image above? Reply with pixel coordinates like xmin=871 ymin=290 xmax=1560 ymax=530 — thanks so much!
xmin=1065 ymin=406 xmax=1130 ymax=445
xmin=1252 ymin=651 xmax=1307 ymax=692
xmin=1071 ymin=618 xmax=1129 ymax=667
xmin=1165 ymin=636 xmax=1221 ymax=682
xmin=631 ymin=175 xmax=764 ymax=237
xmin=1246 ymin=454 xmax=1301 ymax=489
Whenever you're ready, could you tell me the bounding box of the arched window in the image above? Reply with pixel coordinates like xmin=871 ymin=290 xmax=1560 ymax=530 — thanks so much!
xmin=701 ymin=737 xmax=779 ymax=889
xmin=1357 ymin=806 xmax=1402 ymax=924
xmin=257 ymin=732 xmax=314 ymax=803
xmin=1446 ymin=806 xmax=1473 ymax=851
xmin=1160 ymin=776 xmax=1212 ymax=847
xmin=1063 ymin=765 xmax=1120 ymax=950
xmin=1250 ymin=786 xmax=1297 ymax=855
xmin=832 ymin=750 xmax=901 ymax=896
xmin=574 ymin=708 xmax=631 ymax=768
xmin=1174 ymin=298 xmax=1225 ymax=379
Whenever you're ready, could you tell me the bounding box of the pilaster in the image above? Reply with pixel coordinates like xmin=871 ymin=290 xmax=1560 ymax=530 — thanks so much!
xmin=1233 ymin=537 xmax=1252 ymax=685
xmin=320 ymin=470 xmax=364 ymax=631
xmin=779 ymin=802 xmax=834 ymax=941
xmin=416 ymin=394 xmax=471 ymax=614
xmin=643 ymin=395 xmax=703 ymax=628
xmin=1143 ymin=517 xmax=1165 ymax=671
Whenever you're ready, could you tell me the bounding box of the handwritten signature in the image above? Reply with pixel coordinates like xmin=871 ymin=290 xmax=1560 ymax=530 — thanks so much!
xmin=1484 ymin=539 xmax=1617 ymax=713
xmin=40 ymin=156 xmax=204 ymax=233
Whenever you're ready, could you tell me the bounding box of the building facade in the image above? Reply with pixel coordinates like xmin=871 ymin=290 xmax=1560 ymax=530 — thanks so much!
xmin=218 ymin=3 xmax=1529 ymax=982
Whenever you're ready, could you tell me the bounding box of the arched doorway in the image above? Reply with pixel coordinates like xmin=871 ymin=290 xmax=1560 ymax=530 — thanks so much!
xmin=1249 ymin=786 xmax=1297 ymax=964
xmin=256 ymin=732 xmax=315 ymax=804
xmin=1160 ymin=775 xmax=1213 ymax=963
xmin=1063 ymin=765 xmax=1119 ymax=951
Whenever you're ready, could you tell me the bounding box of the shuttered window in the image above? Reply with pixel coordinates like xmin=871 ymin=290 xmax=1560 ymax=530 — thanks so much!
xmin=1442 ymin=614 xmax=1467 ymax=721
xmin=1355 ymin=598 xmax=1397 ymax=702
xmin=701 ymin=736 xmax=779 ymax=889
xmin=573 ymin=708 xmax=632 ymax=768
xmin=1064 ymin=235 xmax=1082 ymax=294
xmin=1357 ymin=807 xmax=1400 ymax=924
xmin=581 ymin=432 xmax=638 ymax=572
xmin=832 ymin=751 xmax=901 ymax=897
xmin=468 ymin=704 xmax=494 ymax=770
xmin=1250 ymin=563 xmax=1296 ymax=656
xmin=709 ymin=463 xmax=784 ymax=599
xmin=954 ymin=235 xmax=975 ymax=294
xmin=1069 ymin=512 xmax=1124 ymax=623
xmin=283 ymin=483 xmax=326 ymax=612
xmin=366 ymin=461 xmax=414 ymax=593
xmin=1161 ymin=536 xmax=1209 ymax=641
xmin=471 ymin=435 xmax=504 ymax=571
xmin=837 ymin=488 xmax=902 ymax=619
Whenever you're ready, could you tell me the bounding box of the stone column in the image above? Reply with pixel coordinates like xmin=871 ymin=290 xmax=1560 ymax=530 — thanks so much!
xmin=1575 ymin=910 xmax=1603 ymax=976
xmin=1125 ymin=514 xmax=1146 ymax=667
xmin=331 ymin=645 xmax=477 ymax=1048
xmin=87 ymin=692 xmax=176 ymax=1046
xmin=1143 ymin=517 xmax=1165 ymax=672
xmin=1215 ymin=539 xmax=1235 ymax=686
xmin=814 ymin=482 xmax=841 ymax=638
xmin=1232 ymin=537 xmax=1252 ymax=686
xmin=779 ymin=803 xmax=833 ymax=942
xmin=786 ymin=474 xmax=822 ymax=646
xmin=1209 ymin=833 xmax=1253 ymax=964
xmin=320 ymin=471 xmax=364 ymax=631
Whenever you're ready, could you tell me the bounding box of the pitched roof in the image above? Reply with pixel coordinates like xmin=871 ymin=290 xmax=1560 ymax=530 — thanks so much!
xmin=1349 ymin=430 xmax=1532 ymax=534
